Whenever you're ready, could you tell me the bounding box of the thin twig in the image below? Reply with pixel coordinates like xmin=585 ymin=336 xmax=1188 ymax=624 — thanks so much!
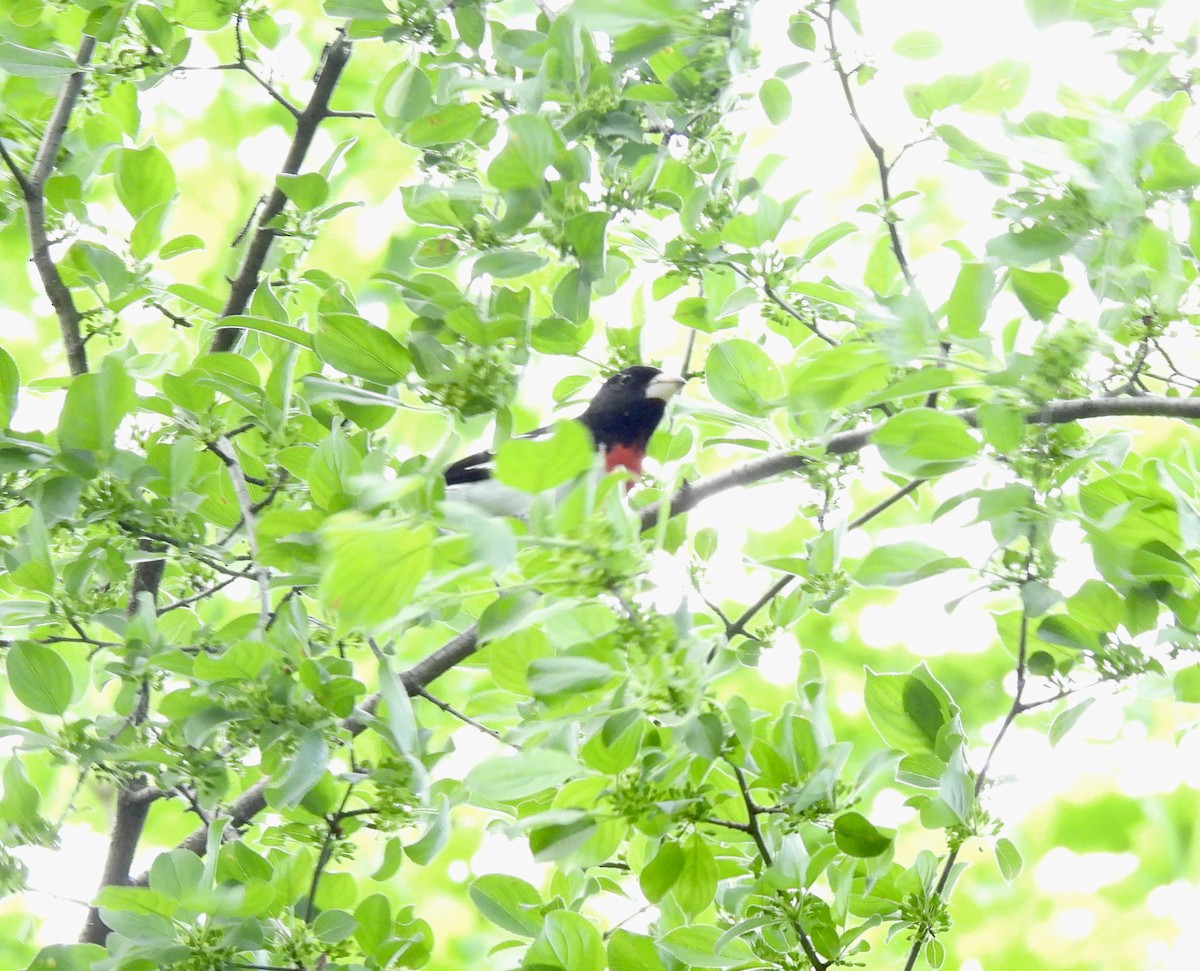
xmin=724 ymin=261 xmax=838 ymax=346
xmin=820 ymin=3 xmax=915 ymax=290
xmin=265 ymin=586 xmax=304 ymax=631
xmin=305 ymin=785 xmax=356 ymax=923
xmin=157 ymin=574 xmax=242 ymax=614
xmin=410 ymin=685 xmax=512 ymax=745
xmin=235 ymin=13 xmax=301 ymax=117
xmin=147 ymin=300 xmax=192 ymax=328
xmin=730 ymin=763 xmax=773 ymax=866
xmin=900 ymin=556 xmax=1034 ymax=971
xmin=209 ymin=436 xmax=271 ymax=628
xmin=721 ymin=478 xmax=925 ymax=641
xmin=0 ymin=138 xmax=29 ymax=194
xmin=728 ymin=760 xmax=828 ymax=969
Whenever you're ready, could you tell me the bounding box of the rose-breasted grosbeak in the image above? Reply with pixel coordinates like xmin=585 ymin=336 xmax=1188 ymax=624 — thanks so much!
xmin=442 ymin=365 xmax=686 ymax=517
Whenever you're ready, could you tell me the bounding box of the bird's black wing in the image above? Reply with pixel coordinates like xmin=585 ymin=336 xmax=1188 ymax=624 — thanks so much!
xmin=443 ymin=448 xmax=495 ymax=485
xmin=442 ymin=424 xmax=555 ymax=486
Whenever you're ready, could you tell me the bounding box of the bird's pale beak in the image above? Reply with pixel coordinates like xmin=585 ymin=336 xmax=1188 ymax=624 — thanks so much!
xmin=644 ymin=373 xmax=687 ymax=402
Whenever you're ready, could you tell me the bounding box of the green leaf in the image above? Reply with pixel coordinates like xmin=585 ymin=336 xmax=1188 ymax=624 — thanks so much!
xmin=572 ymin=0 xmax=687 ymax=32
xmin=856 ymin=542 xmax=968 ymax=587
xmin=528 ymin=656 xmax=618 ymax=698
xmin=268 ymin=729 xmax=328 ymax=809
xmin=313 ymin=909 xmax=357 ymax=944
xmin=0 ymin=42 xmax=80 ymax=77
xmin=873 ymin=410 xmax=980 ymax=476
xmin=114 ymin=144 xmax=177 ymax=219
xmin=375 ymin=63 xmax=432 ymax=135
xmin=893 ymin=31 xmax=943 ymax=59
xmin=324 ymin=0 xmax=390 ymax=19
xmin=487 ymin=115 xmax=563 ymax=190
xmin=659 ymin=925 xmax=757 ymax=969
xmin=477 ymin=591 xmax=538 ymax=645
xmin=221 ymin=315 xmax=315 ymax=350
xmin=24 ymin=945 xmax=107 ymax=971
xmin=673 ymin=833 xmax=717 ymax=917
xmin=465 ymin=749 xmax=578 ymax=801
xmin=977 ymin=401 xmax=1026 ymax=455
xmin=405 ymin=103 xmax=483 ymax=148
xmin=1174 ymin=664 xmax=1200 ymax=703
xmin=405 ymin=795 xmax=450 ymax=865
xmin=58 ymin=356 xmax=135 ymax=455
xmin=526 ymin=910 xmax=605 ymax=971
xmin=995 ymin=837 xmax=1023 ymax=881
xmin=1049 ymin=698 xmax=1095 ymax=746
xmin=7 ymin=641 xmax=73 ymax=716
xmin=307 ymin=428 xmax=362 ymax=511
xmin=532 ymin=315 xmax=594 ymax=355
xmin=759 ymin=77 xmax=792 ymax=125
xmin=864 ymin=667 xmax=955 ymax=756
xmin=905 ymin=72 xmax=981 ymax=118
xmin=414 ymin=236 xmax=459 ymax=267
xmin=0 ymin=758 xmax=40 ymax=824
xmin=473 ymin=249 xmax=547 ymax=279
xmin=566 ymin=211 xmax=609 ymax=278
xmin=608 ymin=930 xmax=666 ymax=971
xmin=493 ymin=420 xmax=595 ymax=494
xmin=833 ymin=811 xmax=893 ymax=857
xmin=148 ymin=849 xmax=204 ymax=899
xmin=319 ymin=518 xmax=435 ymax=630
xmin=315 ymin=313 xmax=410 ymax=385
xmin=640 ymin=840 xmax=684 ymax=902
xmin=1010 ymin=268 xmax=1069 ymax=321
xmin=528 ymin=812 xmax=597 ymax=862
xmin=986 ymin=226 xmax=1073 ymax=266
xmin=946 ymin=261 xmax=994 ymax=337
xmin=1024 ymin=0 xmax=1074 ymax=26
xmin=0 ymin=345 xmax=18 ymax=428
xmin=159 ymin=234 xmax=204 ymax=260
xmin=469 ymin=873 xmax=543 ymax=936
xmin=802 ymin=221 xmax=858 ymax=261
xmin=277 ymin=172 xmax=329 ymax=211
xmin=789 ymin=344 xmax=891 ymax=421
xmin=354 ymin=894 xmax=391 ymax=955
xmin=377 ymin=656 xmax=417 ymax=756
xmin=965 ymin=60 xmax=1030 ymax=113
xmin=705 ymin=339 xmax=783 ymax=416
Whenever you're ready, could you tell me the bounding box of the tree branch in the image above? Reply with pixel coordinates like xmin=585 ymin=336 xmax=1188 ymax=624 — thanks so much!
xmin=210 ymin=28 xmax=354 ymax=353
xmin=640 ymin=394 xmax=1200 ymax=532
xmin=80 ymin=546 xmax=165 ymax=945
xmin=16 ymin=35 xmax=97 ymax=376
xmin=136 ymin=392 xmax=1200 ymax=883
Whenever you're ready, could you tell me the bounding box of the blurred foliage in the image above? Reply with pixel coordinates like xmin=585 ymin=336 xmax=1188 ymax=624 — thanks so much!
xmin=1 ymin=0 xmax=1200 ymax=970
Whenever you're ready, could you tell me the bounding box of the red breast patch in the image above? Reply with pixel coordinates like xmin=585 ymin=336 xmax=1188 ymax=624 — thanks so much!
xmin=604 ymin=444 xmax=644 ymax=478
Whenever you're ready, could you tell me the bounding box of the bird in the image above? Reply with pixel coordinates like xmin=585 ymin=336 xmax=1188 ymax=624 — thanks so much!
xmin=442 ymin=365 xmax=686 ymax=517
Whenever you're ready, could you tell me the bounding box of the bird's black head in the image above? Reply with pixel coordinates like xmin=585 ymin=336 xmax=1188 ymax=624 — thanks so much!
xmin=578 ymin=365 xmax=686 ymax=451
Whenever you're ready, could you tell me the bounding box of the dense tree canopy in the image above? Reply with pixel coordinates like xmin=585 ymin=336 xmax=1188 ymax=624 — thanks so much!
xmin=2 ymin=0 xmax=1199 ymax=969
